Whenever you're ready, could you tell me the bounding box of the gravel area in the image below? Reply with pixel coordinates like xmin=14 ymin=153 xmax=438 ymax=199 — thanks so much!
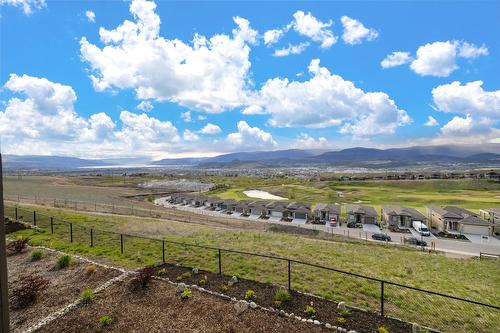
xmin=38 ymin=277 xmax=331 ymax=333
xmin=7 ymin=247 xmax=122 ymax=333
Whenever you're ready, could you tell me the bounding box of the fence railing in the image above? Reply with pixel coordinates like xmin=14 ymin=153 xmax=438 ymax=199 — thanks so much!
xmin=4 ymin=205 xmax=500 ymax=332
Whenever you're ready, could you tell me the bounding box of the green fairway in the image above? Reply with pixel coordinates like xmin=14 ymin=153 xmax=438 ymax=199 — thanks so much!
xmin=5 ymin=203 xmax=500 ymax=332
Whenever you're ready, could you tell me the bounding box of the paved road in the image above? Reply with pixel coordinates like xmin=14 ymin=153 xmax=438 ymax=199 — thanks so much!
xmin=156 ymin=198 xmax=500 ymax=258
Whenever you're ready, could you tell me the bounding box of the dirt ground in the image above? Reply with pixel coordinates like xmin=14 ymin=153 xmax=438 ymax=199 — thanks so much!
xmin=7 ymin=247 xmax=121 ymax=333
xmin=39 ymin=277 xmax=332 ymax=333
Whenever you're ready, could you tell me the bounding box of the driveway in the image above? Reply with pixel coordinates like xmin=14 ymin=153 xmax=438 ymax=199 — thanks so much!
xmin=363 ymin=224 xmax=381 ymax=233
xmin=409 ymin=228 xmax=437 ymax=240
xmin=463 ymin=233 xmax=500 ymax=245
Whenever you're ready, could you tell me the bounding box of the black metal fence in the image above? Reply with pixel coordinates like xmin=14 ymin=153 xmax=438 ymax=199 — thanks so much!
xmin=4 ymin=205 xmax=500 ymax=332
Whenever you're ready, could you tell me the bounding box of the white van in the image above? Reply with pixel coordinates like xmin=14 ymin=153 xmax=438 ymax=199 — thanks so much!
xmin=413 ymin=221 xmax=431 ymax=236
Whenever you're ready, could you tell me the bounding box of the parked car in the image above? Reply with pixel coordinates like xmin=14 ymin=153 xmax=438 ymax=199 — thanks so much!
xmin=412 ymin=221 xmax=431 ymax=236
xmin=404 ymin=237 xmax=427 ymax=246
xmin=347 ymin=221 xmax=362 ymax=228
xmin=372 ymin=233 xmax=391 ymax=242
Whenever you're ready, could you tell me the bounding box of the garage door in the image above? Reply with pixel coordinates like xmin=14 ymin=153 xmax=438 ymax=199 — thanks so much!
xmin=271 ymin=211 xmax=282 ymax=218
xmin=462 ymin=224 xmax=490 ymax=236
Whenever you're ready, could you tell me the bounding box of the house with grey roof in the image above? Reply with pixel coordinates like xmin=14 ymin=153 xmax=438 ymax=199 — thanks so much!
xmin=221 ymin=199 xmax=237 ymax=212
xmin=345 ymin=204 xmax=378 ymax=224
xmin=314 ymin=204 xmax=340 ymax=224
xmin=381 ymin=205 xmax=427 ymax=229
xmin=205 ymin=197 xmax=223 ymax=210
xmin=426 ymin=206 xmax=493 ymax=236
xmin=235 ymin=200 xmax=253 ymax=215
xmin=286 ymin=202 xmax=311 ymax=223
xmin=248 ymin=201 xmax=269 ymax=218
xmin=265 ymin=201 xmax=288 ymax=219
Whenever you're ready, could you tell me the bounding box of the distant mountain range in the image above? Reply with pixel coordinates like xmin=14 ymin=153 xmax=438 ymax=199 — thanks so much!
xmin=3 ymin=144 xmax=500 ymax=170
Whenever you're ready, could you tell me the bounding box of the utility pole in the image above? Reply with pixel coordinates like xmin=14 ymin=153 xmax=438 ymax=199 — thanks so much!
xmin=0 ymin=153 xmax=10 ymax=332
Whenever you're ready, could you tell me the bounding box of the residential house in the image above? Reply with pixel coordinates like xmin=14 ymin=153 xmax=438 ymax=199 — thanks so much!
xmin=286 ymin=202 xmax=311 ymax=223
xmin=314 ymin=204 xmax=340 ymax=225
xmin=381 ymin=205 xmax=427 ymax=229
xmin=345 ymin=204 xmax=378 ymax=224
xmin=235 ymin=200 xmax=253 ymax=215
xmin=479 ymin=208 xmax=500 ymax=234
xmin=221 ymin=199 xmax=237 ymax=212
xmin=426 ymin=206 xmax=493 ymax=236
xmin=265 ymin=201 xmax=288 ymax=219
xmin=248 ymin=201 xmax=269 ymax=218
xmin=205 ymin=197 xmax=223 ymax=210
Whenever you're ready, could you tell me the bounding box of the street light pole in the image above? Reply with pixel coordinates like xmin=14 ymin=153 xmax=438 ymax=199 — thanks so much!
xmin=0 ymin=153 xmax=10 ymax=332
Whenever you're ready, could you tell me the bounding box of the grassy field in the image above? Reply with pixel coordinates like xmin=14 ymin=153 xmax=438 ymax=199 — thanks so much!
xmin=208 ymin=178 xmax=500 ymax=213
xmin=5 ymin=203 xmax=500 ymax=332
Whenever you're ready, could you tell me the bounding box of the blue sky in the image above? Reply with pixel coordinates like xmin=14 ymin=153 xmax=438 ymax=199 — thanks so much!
xmin=1 ymin=0 xmax=499 ymax=159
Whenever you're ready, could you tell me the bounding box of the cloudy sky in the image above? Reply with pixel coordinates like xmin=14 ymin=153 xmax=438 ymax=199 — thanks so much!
xmin=1 ymin=0 xmax=499 ymax=159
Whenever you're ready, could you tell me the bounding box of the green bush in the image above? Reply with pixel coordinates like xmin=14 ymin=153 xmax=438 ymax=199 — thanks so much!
xmin=99 ymin=315 xmax=112 ymax=326
xmin=377 ymin=326 xmax=390 ymax=333
xmin=181 ymin=288 xmax=192 ymax=300
xmin=338 ymin=308 xmax=351 ymax=317
xmin=157 ymin=268 xmax=167 ymax=277
xmin=30 ymin=249 xmax=44 ymax=261
xmin=80 ymin=288 xmax=94 ymax=303
xmin=244 ymin=289 xmax=255 ymax=300
xmin=198 ymin=275 xmax=208 ymax=287
xmin=337 ymin=317 xmax=346 ymax=325
xmin=56 ymin=254 xmax=72 ymax=269
xmin=304 ymin=304 xmax=316 ymax=317
xmin=274 ymin=288 xmax=291 ymax=303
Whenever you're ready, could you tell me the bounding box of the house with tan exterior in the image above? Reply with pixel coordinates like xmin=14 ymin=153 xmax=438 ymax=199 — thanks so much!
xmin=426 ymin=206 xmax=493 ymax=236
xmin=479 ymin=208 xmax=500 ymax=234
xmin=314 ymin=204 xmax=340 ymax=224
xmin=345 ymin=204 xmax=378 ymax=224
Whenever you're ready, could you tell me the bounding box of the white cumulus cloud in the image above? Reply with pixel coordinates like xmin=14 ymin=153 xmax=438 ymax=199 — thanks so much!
xmin=183 ymin=129 xmax=199 ymax=141
xmin=248 ymin=59 xmax=410 ymax=136
xmin=85 ymin=10 xmax=95 ymax=23
xmin=340 ymin=16 xmax=378 ymax=45
xmin=0 ymin=0 xmax=45 ymax=15
xmin=380 ymin=51 xmax=412 ymax=69
xmin=273 ymin=42 xmax=309 ymax=57
xmin=226 ymin=121 xmax=277 ymax=149
xmin=199 ymin=123 xmax=221 ymax=135
xmin=80 ymin=0 xmax=257 ymax=113
xmin=291 ymin=11 xmax=336 ymax=48
xmin=293 ymin=133 xmax=329 ymax=149
xmin=263 ymin=28 xmax=284 ymax=46
xmin=424 ymin=116 xmax=439 ymax=127
xmin=137 ymin=100 xmax=153 ymax=112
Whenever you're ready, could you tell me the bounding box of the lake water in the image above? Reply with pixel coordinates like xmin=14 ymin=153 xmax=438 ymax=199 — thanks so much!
xmin=243 ymin=190 xmax=286 ymax=200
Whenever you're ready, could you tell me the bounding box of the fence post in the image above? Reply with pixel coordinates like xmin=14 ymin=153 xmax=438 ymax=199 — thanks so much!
xmin=69 ymin=223 xmax=73 ymax=243
xmin=120 ymin=234 xmax=124 ymax=254
xmin=90 ymin=228 xmax=93 ymax=247
xmin=288 ymin=259 xmax=291 ymax=291
xmin=50 ymin=217 xmax=53 ymax=234
xmin=380 ymin=281 xmax=385 ymax=316
xmin=162 ymin=240 xmax=165 ymax=263
xmin=218 ymin=249 xmax=222 ymax=274
xmin=33 ymin=211 xmax=36 ymax=226
xmin=15 ymin=207 xmax=18 ymax=220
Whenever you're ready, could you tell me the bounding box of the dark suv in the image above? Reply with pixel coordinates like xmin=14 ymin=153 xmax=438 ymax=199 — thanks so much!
xmin=372 ymin=233 xmax=391 ymax=242
xmin=404 ymin=237 xmax=427 ymax=247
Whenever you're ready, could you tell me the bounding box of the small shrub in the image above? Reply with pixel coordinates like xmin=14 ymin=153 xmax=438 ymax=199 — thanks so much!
xmin=230 ymin=276 xmax=238 ymax=284
xmin=198 ymin=275 xmax=208 ymax=287
xmin=182 ymin=271 xmax=192 ymax=279
xmin=130 ymin=267 xmax=155 ymax=290
xmin=273 ymin=300 xmax=282 ymax=308
xmin=221 ymin=284 xmax=229 ymax=292
xmin=80 ymin=288 xmax=95 ymax=303
xmin=99 ymin=315 xmax=112 ymax=326
xmin=85 ymin=264 xmax=96 ymax=276
xmin=377 ymin=326 xmax=390 ymax=333
xmin=10 ymin=274 xmax=49 ymax=309
xmin=30 ymin=249 xmax=44 ymax=261
xmin=338 ymin=308 xmax=351 ymax=317
xmin=244 ymin=289 xmax=255 ymax=300
xmin=304 ymin=304 xmax=316 ymax=317
xmin=56 ymin=254 xmax=72 ymax=269
xmin=180 ymin=287 xmax=192 ymax=300
xmin=192 ymin=267 xmax=199 ymax=275
xmin=176 ymin=275 xmax=183 ymax=282
xmin=7 ymin=237 xmax=30 ymax=255
xmin=336 ymin=317 xmax=346 ymax=325
xmin=157 ymin=268 xmax=167 ymax=277
xmin=274 ymin=288 xmax=291 ymax=303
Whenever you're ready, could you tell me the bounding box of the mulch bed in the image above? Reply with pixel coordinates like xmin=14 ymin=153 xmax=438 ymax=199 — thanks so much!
xmin=38 ymin=277 xmax=330 ymax=333
xmin=155 ymin=263 xmax=412 ymax=333
xmin=436 ymin=232 xmax=469 ymax=240
xmin=7 ymin=247 xmax=122 ymax=333
xmin=4 ymin=219 xmax=28 ymax=234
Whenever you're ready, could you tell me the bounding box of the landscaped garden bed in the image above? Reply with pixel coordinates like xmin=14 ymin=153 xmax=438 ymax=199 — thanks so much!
xmin=38 ymin=277 xmax=331 ymax=333
xmin=153 ymin=263 xmax=413 ymax=333
xmin=7 ymin=244 xmax=122 ymax=333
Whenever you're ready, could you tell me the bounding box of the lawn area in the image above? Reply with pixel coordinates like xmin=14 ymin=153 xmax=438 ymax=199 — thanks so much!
xmin=5 ymin=203 xmax=500 ymax=332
